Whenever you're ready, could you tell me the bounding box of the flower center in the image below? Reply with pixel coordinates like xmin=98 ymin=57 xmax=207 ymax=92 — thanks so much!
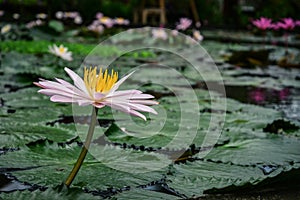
xmin=59 ymin=47 xmax=66 ymax=54
xmin=84 ymin=67 xmax=118 ymax=95
xmin=100 ymin=17 xmax=109 ymax=23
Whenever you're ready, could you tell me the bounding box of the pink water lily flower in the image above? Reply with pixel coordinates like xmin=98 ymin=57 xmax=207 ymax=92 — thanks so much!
xmin=152 ymin=28 xmax=168 ymax=40
xmin=34 ymin=67 xmax=158 ymax=121
xmin=55 ymin=11 xmax=63 ymax=19
xmin=36 ymin=13 xmax=47 ymax=19
xmin=1 ymin=24 xmax=11 ymax=34
xmin=252 ymin=17 xmax=272 ymax=30
xmin=88 ymin=23 xmax=104 ymax=34
xmin=176 ymin=18 xmax=192 ymax=30
xmin=277 ymin=18 xmax=295 ymax=30
xmin=99 ymin=16 xmax=114 ymax=28
xmin=193 ymin=30 xmax=203 ymax=42
xmin=48 ymin=44 xmax=73 ymax=61
xmin=114 ymin=17 xmax=129 ymax=25
xmin=270 ymin=23 xmax=280 ymax=30
xmin=0 ymin=10 xmax=5 ymax=17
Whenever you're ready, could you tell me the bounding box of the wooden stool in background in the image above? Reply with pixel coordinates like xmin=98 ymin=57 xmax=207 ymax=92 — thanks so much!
xmin=133 ymin=0 xmax=200 ymax=25
xmin=133 ymin=0 xmax=166 ymax=25
xmin=142 ymin=0 xmax=166 ymax=25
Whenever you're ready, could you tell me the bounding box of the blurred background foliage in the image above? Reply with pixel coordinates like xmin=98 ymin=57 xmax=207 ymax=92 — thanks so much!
xmin=0 ymin=0 xmax=299 ymax=28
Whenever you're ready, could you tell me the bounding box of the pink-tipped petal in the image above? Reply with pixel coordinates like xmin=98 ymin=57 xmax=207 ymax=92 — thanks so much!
xmin=38 ymin=89 xmax=73 ymax=97
xmin=33 ymin=82 xmax=44 ymax=88
xmin=50 ymin=95 xmax=74 ymax=103
xmin=55 ymin=78 xmax=89 ymax=98
xmin=38 ymin=81 xmax=87 ymax=99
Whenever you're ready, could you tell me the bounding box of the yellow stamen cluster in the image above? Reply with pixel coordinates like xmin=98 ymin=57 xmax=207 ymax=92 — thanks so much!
xmin=84 ymin=67 xmax=118 ymax=95
xmin=59 ymin=47 xmax=66 ymax=53
xmin=100 ymin=17 xmax=109 ymax=23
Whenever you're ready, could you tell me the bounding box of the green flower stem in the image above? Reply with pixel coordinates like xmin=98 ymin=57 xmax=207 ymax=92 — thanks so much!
xmin=65 ymin=107 xmax=98 ymax=187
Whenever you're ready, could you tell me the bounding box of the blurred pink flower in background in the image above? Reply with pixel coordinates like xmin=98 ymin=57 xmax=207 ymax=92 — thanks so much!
xmin=152 ymin=28 xmax=168 ymax=40
xmin=114 ymin=17 xmax=129 ymax=25
xmin=249 ymin=89 xmax=266 ymax=104
xmin=0 ymin=10 xmax=4 ymax=17
xmin=13 ymin=13 xmax=20 ymax=20
xmin=74 ymin=16 xmax=82 ymax=24
xmin=277 ymin=18 xmax=295 ymax=30
xmin=64 ymin=11 xmax=79 ymax=19
xmin=278 ymin=88 xmax=290 ymax=100
xmin=96 ymin=12 xmax=103 ymax=19
xmin=36 ymin=13 xmax=47 ymax=19
xmin=55 ymin=11 xmax=63 ymax=19
xmin=171 ymin=29 xmax=178 ymax=36
xmin=26 ymin=19 xmax=44 ymax=29
xmin=98 ymin=16 xmax=114 ymax=28
xmin=90 ymin=12 xmax=130 ymax=29
xmin=270 ymin=23 xmax=281 ymax=30
xmin=195 ymin=21 xmax=201 ymax=28
xmin=1 ymin=24 xmax=11 ymax=34
xmin=176 ymin=18 xmax=192 ymax=30
xmin=193 ymin=30 xmax=203 ymax=42
xmin=296 ymin=20 xmax=300 ymax=26
xmin=88 ymin=23 xmax=104 ymax=34
xmin=252 ymin=17 xmax=272 ymax=30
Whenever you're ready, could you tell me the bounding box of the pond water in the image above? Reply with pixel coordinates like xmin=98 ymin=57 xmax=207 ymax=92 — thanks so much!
xmin=194 ymin=80 xmax=300 ymax=123
xmin=223 ymin=85 xmax=299 ymax=122
xmin=0 ymin=174 xmax=31 ymax=192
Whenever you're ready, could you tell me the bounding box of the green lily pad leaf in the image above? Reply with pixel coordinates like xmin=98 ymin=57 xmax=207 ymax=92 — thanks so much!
xmin=0 ymin=141 xmax=169 ymax=190
xmin=1 ymin=107 xmax=62 ymax=124
xmin=113 ymin=188 xmax=176 ymax=200
xmin=168 ymin=160 xmax=300 ymax=197
xmin=48 ymin=20 xmax=64 ymax=33
xmin=168 ymin=160 xmax=263 ymax=197
xmin=0 ymin=123 xmax=76 ymax=148
xmin=0 ymin=187 xmax=100 ymax=200
xmin=205 ymin=136 xmax=300 ymax=166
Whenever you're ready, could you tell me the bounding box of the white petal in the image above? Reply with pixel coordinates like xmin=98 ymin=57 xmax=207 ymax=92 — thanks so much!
xmin=55 ymin=78 xmax=89 ymax=98
xmin=102 ymin=101 xmax=130 ymax=113
xmin=108 ymin=71 xmax=135 ymax=94
xmin=64 ymin=67 xmax=89 ymax=96
xmin=129 ymin=103 xmax=158 ymax=114
xmin=131 ymin=93 xmax=155 ymax=99
xmin=78 ymin=100 xmax=94 ymax=106
xmin=129 ymin=110 xmax=146 ymax=121
xmin=94 ymin=92 xmax=105 ymax=100
xmin=105 ymin=89 xmax=141 ymax=98
xmin=130 ymin=100 xmax=159 ymax=105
